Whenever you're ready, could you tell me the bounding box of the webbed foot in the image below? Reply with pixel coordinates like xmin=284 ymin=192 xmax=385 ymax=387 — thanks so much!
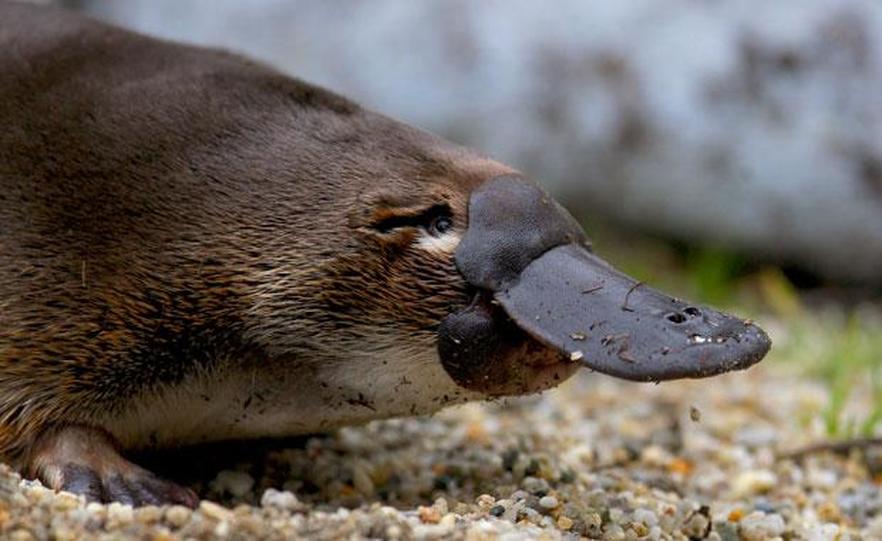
xmin=26 ymin=425 xmax=198 ymax=507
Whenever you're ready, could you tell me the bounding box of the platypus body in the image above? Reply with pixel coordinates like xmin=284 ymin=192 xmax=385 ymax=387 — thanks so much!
xmin=0 ymin=2 xmax=770 ymax=506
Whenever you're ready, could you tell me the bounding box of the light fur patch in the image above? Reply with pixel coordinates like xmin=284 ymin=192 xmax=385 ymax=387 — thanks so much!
xmin=416 ymin=231 xmax=461 ymax=254
xmin=101 ymin=339 xmax=482 ymax=450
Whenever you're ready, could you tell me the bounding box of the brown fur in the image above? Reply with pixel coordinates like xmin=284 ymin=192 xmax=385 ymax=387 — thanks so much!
xmin=0 ymin=2 xmax=524 ymax=463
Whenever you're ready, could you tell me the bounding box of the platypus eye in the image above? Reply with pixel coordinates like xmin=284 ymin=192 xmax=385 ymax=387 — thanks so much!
xmin=428 ymin=214 xmax=453 ymax=237
xmin=371 ymin=204 xmax=453 ymax=236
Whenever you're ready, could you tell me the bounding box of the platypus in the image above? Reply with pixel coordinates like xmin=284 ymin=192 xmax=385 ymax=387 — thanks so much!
xmin=0 ymin=3 xmax=770 ymax=506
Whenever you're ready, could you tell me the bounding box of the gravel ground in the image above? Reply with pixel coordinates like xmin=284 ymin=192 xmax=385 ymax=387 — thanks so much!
xmin=1 ymin=366 xmax=880 ymax=540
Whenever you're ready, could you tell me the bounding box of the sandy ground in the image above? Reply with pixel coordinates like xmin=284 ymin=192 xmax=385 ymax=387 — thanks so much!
xmin=1 ymin=366 xmax=880 ymax=540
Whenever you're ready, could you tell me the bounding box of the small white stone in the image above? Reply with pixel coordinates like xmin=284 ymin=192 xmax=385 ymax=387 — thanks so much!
xmin=866 ymin=514 xmax=882 ymax=538
xmin=85 ymin=502 xmax=105 ymax=517
xmin=261 ymin=488 xmax=301 ymax=510
xmin=539 ymin=495 xmax=559 ymax=510
xmin=412 ymin=523 xmax=454 ymax=539
xmin=8 ymin=531 xmax=35 ymax=541
xmin=640 ymin=445 xmax=671 ymax=467
xmin=570 ymin=350 xmax=584 ymax=361
xmin=210 ymin=470 xmax=255 ymax=498
xmin=165 ymin=505 xmax=192 ymax=528
xmin=53 ymin=491 xmax=83 ymax=511
xmin=199 ymin=500 xmax=233 ymax=522
xmin=50 ymin=525 xmax=77 ymax=541
xmin=740 ymin=512 xmax=785 ymax=541
xmin=734 ymin=425 xmax=778 ymax=447
xmin=633 ymin=507 xmax=658 ymax=527
xmin=439 ymin=513 xmax=456 ymax=528
xmin=603 ymin=524 xmax=627 ymax=541
xmin=106 ymin=502 xmax=134 ymax=529
xmin=476 ymin=494 xmax=495 ymax=510
xmin=731 ymin=469 xmax=777 ymax=497
xmin=214 ymin=520 xmax=231 ymax=537
xmin=352 ymin=462 xmax=375 ymax=496
xmin=807 ymin=468 xmax=838 ymax=489
xmin=683 ymin=512 xmax=710 ymax=538
xmin=609 ymin=507 xmax=625 ymax=523
xmin=134 ymin=505 xmax=162 ymax=523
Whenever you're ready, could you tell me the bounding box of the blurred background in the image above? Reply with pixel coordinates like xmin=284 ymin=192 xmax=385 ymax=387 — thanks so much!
xmin=50 ymin=0 xmax=882 ymax=437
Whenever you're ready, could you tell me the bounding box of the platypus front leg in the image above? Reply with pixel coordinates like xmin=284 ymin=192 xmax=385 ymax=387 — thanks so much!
xmin=25 ymin=425 xmax=198 ymax=507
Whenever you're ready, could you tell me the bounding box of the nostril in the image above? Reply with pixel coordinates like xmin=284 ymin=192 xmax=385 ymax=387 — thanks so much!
xmin=666 ymin=312 xmax=686 ymax=324
xmin=684 ymin=307 xmax=701 ymax=317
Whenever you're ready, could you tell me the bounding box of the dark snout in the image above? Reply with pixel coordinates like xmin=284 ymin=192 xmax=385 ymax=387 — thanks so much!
xmin=438 ymin=176 xmax=770 ymax=389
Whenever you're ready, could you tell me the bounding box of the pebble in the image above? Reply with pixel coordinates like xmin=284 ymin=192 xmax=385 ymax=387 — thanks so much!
xmin=628 ymin=521 xmax=650 ymax=537
xmin=418 ymin=505 xmax=441 ymax=524
xmin=817 ymin=500 xmax=841 ymax=522
xmin=633 ymin=507 xmax=658 ymax=527
xmin=556 ymin=515 xmax=573 ymax=530
xmin=0 ymin=369 xmax=879 ymax=539
xmin=352 ymin=461 xmax=375 ymax=496
xmin=164 ymin=505 xmax=192 ymax=528
xmin=522 ymin=476 xmax=550 ymax=495
xmin=439 ymin=513 xmax=456 ymax=528
xmin=260 ymin=488 xmax=301 ymax=511
xmin=807 ymin=523 xmax=843 ymax=541
xmin=807 ymin=468 xmax=838 ymax=489
xmin=413 ymin=524 xmax=453 ymax=539
xmin=640 ymin=445 xmax=671 ymax=467
xmin=211 ymin=470 xmax=255 ymax=498
xmin=584 ymin=511 xmax=603 ymax=532
xmin=731 ymin=469 xmax=778 ymax=497
xmin=199 ymin=500 xmax=233 ymax=522
xmin=134 ymin=505 xmax=162 ymax=524
xmin=85 ymin=501 xmax=105 ymax=517
xmin=52 ymin=492 xmax=82 ymax=511
xmin=538 ymin=496 xmax=558 ymax=510
xmin=106 ymin=502 xmax=134 ymax=528
xmin=714 ymin=521 xmax=739 ymax=541
xmin=734 ymin=425 xmax=778 ymax=447
xmin=475 ymin=494 xmax=495 ymax=510
xmin=9 ymin=530 xmax=35 ymax=541
xmin=603 ymin=523 xmax=627 ymax=540
xmin=739 ymin=512 xmax=786 ymax=541
xmin=214 ymin=519 xmax=231 ymax=537
xmin=683 ymin=512 xmax=710 ymax=538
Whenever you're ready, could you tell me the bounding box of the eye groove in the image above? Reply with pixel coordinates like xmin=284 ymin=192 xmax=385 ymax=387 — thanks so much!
xmin=372 ymin=204 xmax=453 ymax=237
xmin=428 ymin=214 xmax=453 ymax=237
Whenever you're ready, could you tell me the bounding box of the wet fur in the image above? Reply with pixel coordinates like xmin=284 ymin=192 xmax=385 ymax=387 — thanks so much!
xmin=0 ymin=2 xmax=515 ymax=461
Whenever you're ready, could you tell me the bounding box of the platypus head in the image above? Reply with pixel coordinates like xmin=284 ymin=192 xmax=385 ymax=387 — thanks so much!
xmin=435 ymin=175 xmax=771 ymax=394
xmin=270 ymin=105 xmax=771 ymax=412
